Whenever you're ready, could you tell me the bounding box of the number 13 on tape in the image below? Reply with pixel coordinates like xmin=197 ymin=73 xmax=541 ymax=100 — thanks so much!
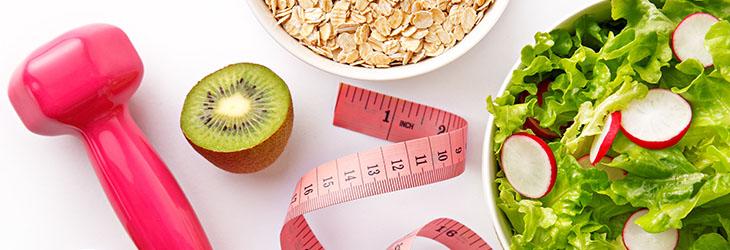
xmin=280 ymin=83 xmax=491 ymax=250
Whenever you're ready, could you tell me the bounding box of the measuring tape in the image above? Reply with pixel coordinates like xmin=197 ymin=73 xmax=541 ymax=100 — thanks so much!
xmin=280 ymin=83 xmax=490 ymax=250
xmin=388 ymin=218 xmax=491 ymax=250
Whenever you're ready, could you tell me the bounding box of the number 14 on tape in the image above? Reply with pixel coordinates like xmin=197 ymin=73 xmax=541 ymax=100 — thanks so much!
xmin=280 ymin=83 xmax=491 ymax=250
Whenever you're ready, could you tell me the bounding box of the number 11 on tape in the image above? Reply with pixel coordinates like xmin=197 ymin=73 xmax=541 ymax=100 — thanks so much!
xmin=280 ymin=83 xmax=491 ymax=250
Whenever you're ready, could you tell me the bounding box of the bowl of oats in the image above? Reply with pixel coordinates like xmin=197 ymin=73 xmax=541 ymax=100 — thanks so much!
xmin=248 ymin=0 xmax=509 ymax=80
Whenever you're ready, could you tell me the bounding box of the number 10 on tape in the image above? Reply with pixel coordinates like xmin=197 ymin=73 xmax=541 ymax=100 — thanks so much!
xmin=280 ymin=83 xmax=491 ymax=250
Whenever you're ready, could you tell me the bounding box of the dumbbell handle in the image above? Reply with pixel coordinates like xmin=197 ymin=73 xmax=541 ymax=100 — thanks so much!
xmin=80 ymin=105 xmax=211 ymax=250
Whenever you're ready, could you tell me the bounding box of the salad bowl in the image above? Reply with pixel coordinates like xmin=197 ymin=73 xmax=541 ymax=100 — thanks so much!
xmin=482 ymin=0 xmax=730 ymax=248
xmin=482 ymin=1 xmax=612 ymax=248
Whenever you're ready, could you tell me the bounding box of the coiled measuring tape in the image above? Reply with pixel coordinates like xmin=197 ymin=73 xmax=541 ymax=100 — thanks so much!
xmin=280 ymin=83 xmax=491 ymax=250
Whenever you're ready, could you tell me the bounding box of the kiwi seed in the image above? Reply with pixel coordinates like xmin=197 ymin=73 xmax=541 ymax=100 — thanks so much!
xmin=180 ymin=63 xmax=293 ymax=173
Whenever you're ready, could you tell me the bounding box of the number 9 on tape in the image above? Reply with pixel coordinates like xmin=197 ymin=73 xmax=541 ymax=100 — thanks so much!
xmin=280 ymin=83 xmax=490 ymax=250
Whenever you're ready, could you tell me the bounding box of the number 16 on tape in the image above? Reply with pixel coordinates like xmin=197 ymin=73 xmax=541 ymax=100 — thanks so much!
xmin=280 ymin=83 xmax=491 ymax=250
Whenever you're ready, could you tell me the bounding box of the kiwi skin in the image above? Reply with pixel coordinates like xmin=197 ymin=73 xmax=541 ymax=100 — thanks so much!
xmin=187 ymin=105 xmax=293 ymax=173
xmin=181 ymin=63 xmax=293 ymax=173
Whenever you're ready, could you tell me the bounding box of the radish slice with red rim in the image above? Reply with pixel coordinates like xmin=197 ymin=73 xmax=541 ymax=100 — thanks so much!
xmin=589 ymin=112 xmax=621 ymax=165
xmin=501 ymin=132 xmax=557 ymax=199
xmin=524 ymin=117 xmax=559 ymax=139
xmin=516 ymin=79 xmax=551 ymax=105
xmin=518 ymin=80 xmax=559 ymax=139
xmin=672 ymin=12 xmax=719 ymax=67
xmin=577 ymin=155 xmax=603 ymax=167
xmin=623 ymin=209 xmax=679 ymax=250
xmin=535 ymin=79 xmax=550 ymax=106
xmin=621 ymin=89 xmax=692 ymax=149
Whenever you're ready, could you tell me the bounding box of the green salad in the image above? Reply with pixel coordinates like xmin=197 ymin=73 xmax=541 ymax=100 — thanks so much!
xmin=486 ymin=0 xmax=730 ymax=249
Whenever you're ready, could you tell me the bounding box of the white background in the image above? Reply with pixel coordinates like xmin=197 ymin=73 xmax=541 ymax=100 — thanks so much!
xmin=0 ymin=0 xmax=600 ymax=249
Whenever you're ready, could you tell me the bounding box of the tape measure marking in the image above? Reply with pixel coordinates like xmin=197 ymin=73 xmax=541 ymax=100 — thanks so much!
xmin=280 ymin=83 xmax=489 ymax=250
xmin=388 ymin=218 xmax=491 ymax=250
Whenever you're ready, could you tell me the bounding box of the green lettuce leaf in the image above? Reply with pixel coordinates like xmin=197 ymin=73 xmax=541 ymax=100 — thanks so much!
xmin=661 ymin=59 xmax=706 ymax=94
xmin=677 ymin=71 xmax=730 ymax=172
xmin=489 ymin=0 xmax=730 ymax=247
xmin=586 ymin=194 xmax=636 ymax=239
xmin=680 ymin=206 xmax=730 ymax=249
xmin=683 ymin=206 xmax=730 ymax=231
xmin=561 ymin=79 xmax=648 ymax=154
xmin=603 ymin=172 xmax=730 ymax=233
xmin=662 ymin=0 xmax=730 ymax=21
xmin=535 ymin=46 xmax=601 ymax=132
xmin=608 ymin=135 xmax=697 ymax=178
xmin=496 ymin=144 xmax=626 ymax=249
xmin=487 ymin=95 xmax=535 ymax=148
xmin=541 ymin=144 xmax=611 ymax=217
xmin=706 ymin=20 xmax=730 ymax=83
xmin=689 ymin=233 xmax=730 ymax=250
xmin=609 ymin=0 xmax=675 ymax=83
xmin=600 ymin=133 xmax=730 ymax=233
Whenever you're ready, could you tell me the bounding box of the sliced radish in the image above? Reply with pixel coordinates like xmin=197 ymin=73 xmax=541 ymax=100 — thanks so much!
xmin=535 ymin=79 xmax=550 ymax=106
xmin=621 ymin=89 xmax=692 ymax=149
xmin=516 ymin=80 xmax=550 ymax=105
xmin=524 ymin=117 xmax=559 ymax=139
xmin=672 ymin=12 xmax=719 ymax=67
xmin=623 ymin=209 xmax=679 ymax=250
xmin=577 ymin=155 xmax=602 ymax=167
xmin=501 ymin=132 xmax=557 ymax=199
xmin=518 ymin=80 xmax=559 ymax=139
xmin=577 ymin=155 xmax=626 ymax=180
xmin=589 ymin=112 xmax=621 ymax=165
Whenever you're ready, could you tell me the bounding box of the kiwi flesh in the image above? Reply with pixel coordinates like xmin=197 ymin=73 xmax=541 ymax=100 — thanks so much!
xmin=181 ymin=63 xmax=293 ymax=173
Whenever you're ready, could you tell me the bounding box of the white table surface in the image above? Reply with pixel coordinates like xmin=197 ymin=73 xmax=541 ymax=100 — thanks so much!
xmin=0 ymin=0 xmax=601 ymax=249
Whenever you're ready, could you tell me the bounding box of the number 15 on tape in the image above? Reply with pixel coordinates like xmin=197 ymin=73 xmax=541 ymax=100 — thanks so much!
xmin=280 ymin=83 xmax=491 ymax=250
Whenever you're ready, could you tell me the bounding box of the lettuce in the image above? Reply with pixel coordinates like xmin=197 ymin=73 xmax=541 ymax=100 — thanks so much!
xmin=596 ymin=73 xmax=730 ymax=233
xmin=608 ymin=135 xmax=697 ymax=178
xmin=677 ymin=71 xmax=730 ymax=172
xmin=573 ymin=76 xmax=730 ymax=232
xmin=560 ymin=79 xmax=647 ymax=154
xmin=707 ymin=20 xmax=730 ymax=82
xmin=609 ymin=0 xmax=675 ymax=83
xmin=489 ymin=15 xmax=631 ymax=144
xmin=689 ymin=233 xmax=730 ymax=250
xmin=683 ymin=206 xmax=730 ymax=232
xmin=586 ymin=194 xmax=636 ymax=239
xmin=602 ymin=172 xmax=730 ymax=233
xmin=662 ymin=0 xmax=730 ymax=21
xmin=679 ymin=206 xmax=730 ymax=249
xmin=603 ymin=56 xmax=730 ymax=235
xmin=486 ymin=94 xmax=535 ymax=148
xmin=495 ymin=144 xmax=625 ymax=249
xmin=488 ymin=0 xmax=730 ymax=248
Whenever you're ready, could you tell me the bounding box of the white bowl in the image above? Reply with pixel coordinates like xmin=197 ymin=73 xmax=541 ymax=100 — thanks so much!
xmin=481 ymin=1 xmax=611 ymax=248
xmin=247 ymin=0 xmax=510 ymax=81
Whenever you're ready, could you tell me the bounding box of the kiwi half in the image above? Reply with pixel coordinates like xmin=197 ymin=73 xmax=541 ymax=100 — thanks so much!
xmin=181 ymin=63 xmax=293 ymax=173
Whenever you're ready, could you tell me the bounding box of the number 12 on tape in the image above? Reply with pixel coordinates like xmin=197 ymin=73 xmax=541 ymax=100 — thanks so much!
xmin=280 ymin=83 xmax=490 ymax=250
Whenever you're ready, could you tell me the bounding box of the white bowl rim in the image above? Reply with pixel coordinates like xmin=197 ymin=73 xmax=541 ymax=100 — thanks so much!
xmin=481 ymin=1 xmax=611 ymax=248
xmin=247 ymin=0 xmax=510 ymax=81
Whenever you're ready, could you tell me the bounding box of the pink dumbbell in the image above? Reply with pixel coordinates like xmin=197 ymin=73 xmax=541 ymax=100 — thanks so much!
xmin=8 ymin=24 xmax=212 ymax=249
